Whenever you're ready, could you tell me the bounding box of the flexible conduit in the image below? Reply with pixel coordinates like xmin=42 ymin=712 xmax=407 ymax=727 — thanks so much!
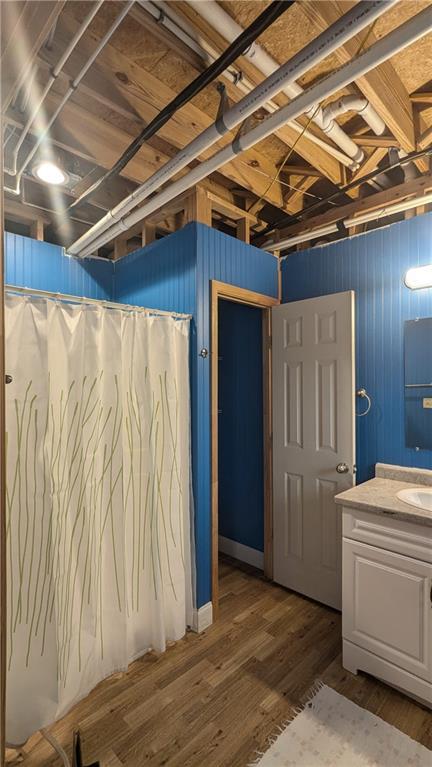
xmin=73 ymin=6 xmax=432 ymax=258
xmin=70 ymin=0 xmax=292 ymax=209
xmin=189 ymin=0 xmax=388 ymax=164
xmin=68 ymin=0 xmax=394 ymax=257
xmin=145 ymin=0 xmax=356 ymax=168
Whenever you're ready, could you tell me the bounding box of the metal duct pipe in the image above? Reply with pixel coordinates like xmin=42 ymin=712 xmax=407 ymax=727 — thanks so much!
xmin=68 ymin=0 xmax=395 ymax=256
xmin=73 ymin=4 xmax=432 ymax=257
xmin=6 ymin=0 xmax=104 ymax=177
xmin=188 ymin=0 xmax=390 ymax=164
xmin=4 ymin=0 xmax=134 ymax=195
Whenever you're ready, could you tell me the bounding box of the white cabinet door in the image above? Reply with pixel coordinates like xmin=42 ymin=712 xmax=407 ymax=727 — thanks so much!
xmin=343 ymin=539 xmax=432 ymax=681
xmin=272 ymin=292 xmax=355 ymax=609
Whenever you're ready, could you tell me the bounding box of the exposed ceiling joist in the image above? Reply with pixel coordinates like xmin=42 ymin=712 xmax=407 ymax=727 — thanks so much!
xmin=274 ymin=172 xmax=432 ymax=242
xmin=171 ymin=1 xmax=345 ymax=187
xmin=301 ymin=1 xmax=430 ymax=174
xmin=38 ymin=11 xmax=296 ymax=214
xmin=1 ymin=0 xmax=66 ymax=111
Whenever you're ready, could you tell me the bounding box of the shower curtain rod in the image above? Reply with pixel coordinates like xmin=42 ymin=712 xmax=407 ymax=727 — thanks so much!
xmin=4 ymin=284 xmax=192 ymax=320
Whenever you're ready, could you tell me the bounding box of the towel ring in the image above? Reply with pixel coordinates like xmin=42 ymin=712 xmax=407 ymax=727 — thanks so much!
xmin=356 ymin=387 xmax=372 ymax=417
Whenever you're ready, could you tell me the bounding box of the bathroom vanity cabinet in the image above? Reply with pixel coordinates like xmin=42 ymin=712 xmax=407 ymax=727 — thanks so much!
xmin=341 ymin=507 xmax=432 ymax=707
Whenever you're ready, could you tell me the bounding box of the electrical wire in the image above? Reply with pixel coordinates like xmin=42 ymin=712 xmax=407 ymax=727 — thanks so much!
xmin=258 ymin=145 xmax=432 ymax=239
xmin=247 ymin=17 xmax=379 ymax=215
xmin=247 ymin=103 xmax=322 ymax=214
xmin=238 ymin=157 xmax=323 ymax=199
xmin=69 ymin=0 xmax=292 ymax=210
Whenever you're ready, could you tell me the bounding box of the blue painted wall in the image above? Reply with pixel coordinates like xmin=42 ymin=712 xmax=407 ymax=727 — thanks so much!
xmin=115 ymin=223 xmax=278 ymax=606
xmin=218 ymin=299 xmax=264 ymax=553
xmin=282 ymin=212 xmax=432 ymax=483
xmin=5 ymin=232 xmax=113 ymax=298
xmin=4 ymin=226 xmax=278 ymax=608
xmin=195 ymin=225 xmax=278 ymax=604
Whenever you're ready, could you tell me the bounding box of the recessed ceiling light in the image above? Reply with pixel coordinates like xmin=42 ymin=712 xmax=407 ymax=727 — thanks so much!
xmin=33 ymin=160 xmax=68 ymax=186
xmin=405 ymin=264 xmax=432 ymax=290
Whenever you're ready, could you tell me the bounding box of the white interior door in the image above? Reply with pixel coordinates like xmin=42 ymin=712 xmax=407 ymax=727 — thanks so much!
xmin=272 ymin=291 xmax=355 ymax=609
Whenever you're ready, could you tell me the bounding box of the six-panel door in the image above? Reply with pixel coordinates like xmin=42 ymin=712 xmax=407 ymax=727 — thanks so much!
xmin=272 ymin=291 xmax=355 ymax=609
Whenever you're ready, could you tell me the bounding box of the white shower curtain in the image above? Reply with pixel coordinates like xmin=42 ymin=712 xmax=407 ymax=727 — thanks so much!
xmin=5 ymin=294 xmax=193 ymax=745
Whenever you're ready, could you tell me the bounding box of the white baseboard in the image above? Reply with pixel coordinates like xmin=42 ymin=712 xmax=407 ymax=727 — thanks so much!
xmin=218 ymin=535 xmax=264 ymax=570
xmin=190 ymin=601 xmax=213 ymax=633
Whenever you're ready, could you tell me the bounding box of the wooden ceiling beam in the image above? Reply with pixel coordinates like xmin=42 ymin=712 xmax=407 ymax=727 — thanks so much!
xmin=128 ymin=5 xmax=204 ymax=71
xmin=163 ymin=1 xmax=344 ymax=187
xmin=301 ymin=2 xmax=430 ymax=174
xmin=1 ymin=1 xmax=66 ymax=111
xmin=39 ymin=12 xmax=292 ymax=213
xmin=282 ymin=165 xmax=323 ymax=178
xmin=280 ymin=175 xmax=319 ymax=215
xmin=4 ymin=198 xmax=50 ymax=226
xmin=348 ymin=148 xmax=389 ymax=197
xmin=418 ymin=126 xmax=432 ymax=151
xmin=4 ymin=108 xmax=244 ymax=219
xmin=274 ymin=173 xmax=432 ymax=241
xmin=410 ymin=92 xmax=432 ymax=106
xmin=350 ymin=134 xmax=399 ymax=148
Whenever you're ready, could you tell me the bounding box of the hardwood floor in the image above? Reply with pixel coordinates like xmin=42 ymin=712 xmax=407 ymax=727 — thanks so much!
xmin=12 ymin=556 xmax=432 ymax=766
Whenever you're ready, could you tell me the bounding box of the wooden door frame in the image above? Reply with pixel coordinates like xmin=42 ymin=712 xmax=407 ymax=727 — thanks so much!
xmin=211 ymin=280 xmax=279 ymax=616
xmin=1 ymin=109 xmax=6 ymax=767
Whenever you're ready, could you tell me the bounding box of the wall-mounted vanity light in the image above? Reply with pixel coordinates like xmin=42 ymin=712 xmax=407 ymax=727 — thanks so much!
xmin=405 ymin=264 xmax=432 ymax=290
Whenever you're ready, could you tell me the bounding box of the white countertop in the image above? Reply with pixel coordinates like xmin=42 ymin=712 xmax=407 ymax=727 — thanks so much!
xmin=335 ymin=476 xmax=432 ymax=527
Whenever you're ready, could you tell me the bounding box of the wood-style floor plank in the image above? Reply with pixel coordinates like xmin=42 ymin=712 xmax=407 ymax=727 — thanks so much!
xmin=11 ymin=556 xmax=432 ymax=766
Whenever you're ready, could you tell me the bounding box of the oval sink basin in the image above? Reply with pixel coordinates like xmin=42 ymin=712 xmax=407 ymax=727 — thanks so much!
xmin=397 ymin=487 xmax=432 ymax=511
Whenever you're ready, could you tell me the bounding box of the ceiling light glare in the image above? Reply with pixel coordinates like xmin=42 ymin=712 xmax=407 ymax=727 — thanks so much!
xmin=33 ymin=160 xmax=68 ymax=186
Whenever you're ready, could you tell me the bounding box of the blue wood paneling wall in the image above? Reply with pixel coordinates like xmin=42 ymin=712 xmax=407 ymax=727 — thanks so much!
xmin=4 ymin=227 xmax=278 ymax=609
xmin=115 ymin=223 xmax=278 ymax=607
xmin=113 ymin=227 xmax=197 ymax=315
xmin=5 ymin=232 xmax=113 ymax=298
xmin=218 ymin=299 xmax=264 ymax=552
xmin=281 ymin=212 xmax=432 ymax=483
xmin=195 ymin=224 xmax=278 ymax=605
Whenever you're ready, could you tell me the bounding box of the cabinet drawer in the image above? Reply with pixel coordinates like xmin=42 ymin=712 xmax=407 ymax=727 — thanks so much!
xmin=343 ymin=539 xmax=432 ymax=681
xmin=342 ymin=507 xmax=432 ymax=563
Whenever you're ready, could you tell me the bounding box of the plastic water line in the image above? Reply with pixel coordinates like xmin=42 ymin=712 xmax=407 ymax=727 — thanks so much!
xmin=68 ymin=0 xmax=396 ymax=257
xmin=74 ymin=5 xmax=432 ymax=258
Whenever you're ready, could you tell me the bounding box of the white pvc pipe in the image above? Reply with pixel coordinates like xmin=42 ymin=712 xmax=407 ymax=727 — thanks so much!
xmin=188 ymin=0 xmax=393 ymax=163
xmin=139 ymin=0 xmax=214 ymax=65
xmin=5 ymin=0 xmax=134 ymax=195
xmin=264 ymin=223 xmax=339 ymax=251
xmin=344 ymin=191 xmax=432 ymax=227
xmin=322 ymin=95 xmax=386 ymax=135
xmin=69 ymin=0 xmax=395 ymax=256
xmin=7 ymin=0 xmax=104 ymax=176
xmin=147 ymin=0 xmax=356 ymax=168
xmin=75 ymin=5 xmax=432 ymax=257
xmin=265 ymin=192 xmax=432 ymax=254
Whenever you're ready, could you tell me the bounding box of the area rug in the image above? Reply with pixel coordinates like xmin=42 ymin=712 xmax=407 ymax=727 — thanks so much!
xmin=250 ymin=683 xmax=431 ymax=766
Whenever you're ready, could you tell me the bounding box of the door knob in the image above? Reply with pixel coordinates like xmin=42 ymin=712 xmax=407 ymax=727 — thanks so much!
xmin=336 ymin=462 xmax=349 ymax=474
